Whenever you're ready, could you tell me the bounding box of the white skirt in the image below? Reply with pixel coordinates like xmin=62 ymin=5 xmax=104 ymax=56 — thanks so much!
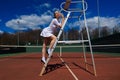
xmin=40 ymin=27 xmax=53 ymax=37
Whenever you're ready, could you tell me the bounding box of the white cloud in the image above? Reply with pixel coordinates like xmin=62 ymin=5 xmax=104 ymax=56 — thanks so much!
xmin=36 ymin=3 xmax=51 ymax=9
xmin=0 ymin=30 xmax=4 ymax=34
xmin=52 ymin=8 xmax=60 ymax=12
xmin=6 ymin=13 xmax=52 ymax=30
xmin=34 ymin=3 xmax=51 ymax=14
xmin=42 ymin=3 xmax=51 ymax=8
xmin=67 ymin=21 xmax=81 ymax=29
xmin=70 ymin=16 xmax=120 ymax=29
xmin=0 ymin=19 xmax=3 ymax=34
xmin=66 ymin=16 xmax=120 ymax=32
xmin=100 ymin=17 xmax=120 ymax=27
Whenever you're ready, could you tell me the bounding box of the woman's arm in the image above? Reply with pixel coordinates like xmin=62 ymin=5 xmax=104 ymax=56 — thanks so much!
xmin=54 ymin=14 xmax=65 ymax=28
xmin=60 ymin=14 xmax=65 ymax=28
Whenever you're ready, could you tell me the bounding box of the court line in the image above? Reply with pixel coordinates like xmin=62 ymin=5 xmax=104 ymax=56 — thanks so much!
xmin=59 ymin=57 xmax=79 ymax=80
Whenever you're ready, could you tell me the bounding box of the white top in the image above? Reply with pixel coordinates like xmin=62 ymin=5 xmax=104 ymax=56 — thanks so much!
xmin=40 ymin=18 xmax=61 ymax=37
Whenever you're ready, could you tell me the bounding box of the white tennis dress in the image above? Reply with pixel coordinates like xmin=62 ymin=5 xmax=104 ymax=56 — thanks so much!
xmin=40 ymin=18 xmax=61 ymax=37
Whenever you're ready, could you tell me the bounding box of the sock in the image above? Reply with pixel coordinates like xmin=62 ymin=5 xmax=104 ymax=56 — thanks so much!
xmin=42 ymin=57 xmax=46 ymax=63
xmin=47 ymin=48 xmax=51 ymax=55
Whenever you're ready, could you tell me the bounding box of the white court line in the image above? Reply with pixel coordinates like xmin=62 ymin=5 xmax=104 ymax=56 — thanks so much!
xmin=59 ymin=57 xmax=79 ymax=80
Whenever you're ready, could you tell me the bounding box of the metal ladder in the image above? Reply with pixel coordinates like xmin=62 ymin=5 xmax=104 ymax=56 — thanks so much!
xmin=39 ymin=0 xmax=97 ymax=76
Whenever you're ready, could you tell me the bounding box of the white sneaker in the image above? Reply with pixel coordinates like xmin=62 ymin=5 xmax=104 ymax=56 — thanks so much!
xmin=41 ymin=57 xmax=46 ymax=64
xmin=47 ymin=49 xmax=53 ymax=57
xmin=47 ymin=49 xmax=51 ymax=55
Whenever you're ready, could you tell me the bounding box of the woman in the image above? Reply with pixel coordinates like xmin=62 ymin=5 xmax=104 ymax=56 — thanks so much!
xmin=40 ymin=11 xmax=65 ymax=63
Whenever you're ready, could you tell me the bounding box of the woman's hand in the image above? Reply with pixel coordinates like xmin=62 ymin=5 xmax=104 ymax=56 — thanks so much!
xmin=60 ymin=13 xmax=64 ymax=18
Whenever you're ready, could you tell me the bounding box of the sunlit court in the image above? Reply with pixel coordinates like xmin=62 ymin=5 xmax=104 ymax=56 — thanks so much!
xmin=0 ymin=0 xmax=120 ymax=80
xmin=0 ymin=46 xmax=120 ymax=80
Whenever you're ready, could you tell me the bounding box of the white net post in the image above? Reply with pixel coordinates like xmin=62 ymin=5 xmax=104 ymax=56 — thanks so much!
xmin=59 ymin=46 xmax=62 ymax=57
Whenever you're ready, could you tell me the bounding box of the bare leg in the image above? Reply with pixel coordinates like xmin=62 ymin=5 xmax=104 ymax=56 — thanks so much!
xmin=41 ymin=38 xmax=48 ymax=63
xmin=49 ymin=35 xmax=56 ymax=50
xmin=42 ymin=38 xmax=47 ymax=57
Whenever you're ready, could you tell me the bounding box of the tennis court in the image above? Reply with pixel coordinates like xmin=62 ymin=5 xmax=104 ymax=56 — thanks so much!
xmin=0 ymin=0 xmax=120 ymax=79
xmin=0 ymin=46 xmax=120 ymax=80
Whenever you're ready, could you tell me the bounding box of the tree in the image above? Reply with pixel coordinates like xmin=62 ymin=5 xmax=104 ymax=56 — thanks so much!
xmin=68 ymin=28 xmax=79 ymax=40
xmin=91 ymin=28 xmax=99 ymax=39
xmin=113 ymin=25 xmax=120 ymax=34
xmin=1 ymin=33 xmax=17 ymax=45
xmin=100 ymin=26 xmax=111 ymax=37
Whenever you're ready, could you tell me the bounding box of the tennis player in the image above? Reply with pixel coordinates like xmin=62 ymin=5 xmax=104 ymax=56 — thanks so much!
xmin=40 ymin=11 xmax=65 ymax=63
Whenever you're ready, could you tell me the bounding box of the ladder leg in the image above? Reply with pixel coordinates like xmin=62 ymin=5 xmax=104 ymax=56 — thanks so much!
xmin=82 ymin=0 xmax=96 ymax=76
xmin=39 ymin=65 xmax=46 ymax=76
xmin=81 ymin=32 xmax=88 ymax=70
xmin=39 ymin=57 xmax=51 ymax=76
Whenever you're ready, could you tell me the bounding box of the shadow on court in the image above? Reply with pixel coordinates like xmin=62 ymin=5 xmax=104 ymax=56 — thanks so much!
xmin=43 ymin=62 xmax=65 ymax=75
xmin=72 ymin=62 xmax=94 ymax=76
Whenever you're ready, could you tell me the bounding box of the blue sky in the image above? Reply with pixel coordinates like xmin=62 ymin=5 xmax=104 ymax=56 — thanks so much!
xmin=0 ymin=0 xmax=120 ymax=33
